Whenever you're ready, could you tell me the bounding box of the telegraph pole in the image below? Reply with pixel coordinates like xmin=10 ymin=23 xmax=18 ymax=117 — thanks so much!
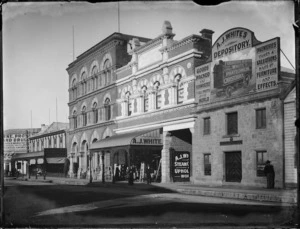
xmin=294 ymin=0 xmax=300 ymax=216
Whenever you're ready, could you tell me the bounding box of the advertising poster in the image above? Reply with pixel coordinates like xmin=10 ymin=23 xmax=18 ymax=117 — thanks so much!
xmin=172 ymin=151 xmax=190 ymax=182
xmin=195 ymin=63 xmax=211 ymax=104
xmin=195 ymin=27 xmax=279 ymax=105
xmin=255 ymin=38 xmax=279 ymax=92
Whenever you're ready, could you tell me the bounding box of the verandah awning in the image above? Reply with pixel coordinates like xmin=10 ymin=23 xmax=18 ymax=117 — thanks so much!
xmin=90 ymin=128 xmax=162 ymax=151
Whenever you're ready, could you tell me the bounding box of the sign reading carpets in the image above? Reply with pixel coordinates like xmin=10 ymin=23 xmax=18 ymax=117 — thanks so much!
xmin=195 ymin=27 xmax=280 ymax=104
xmin=172 ymin=151 xmax=190 ymax=182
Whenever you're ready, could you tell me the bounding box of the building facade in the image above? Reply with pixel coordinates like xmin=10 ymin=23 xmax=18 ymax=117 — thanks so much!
xmin=11 ymin=122 xmax=69 ymax=177
xmin=67 ymin=22 xmax=295 ymax=188
xmin=4 ymin=128 xmax=40 ymax=175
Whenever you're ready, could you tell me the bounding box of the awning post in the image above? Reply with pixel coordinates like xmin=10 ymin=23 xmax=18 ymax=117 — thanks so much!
xmin=102 ymin=151 xmax=105 ymax=184
xmin=35 ymin=158 xmax=38 ymax=179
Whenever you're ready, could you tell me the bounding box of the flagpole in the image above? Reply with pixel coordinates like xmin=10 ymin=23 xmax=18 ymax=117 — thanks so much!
xmin=118 ymin=2 xmax=120 ymax=33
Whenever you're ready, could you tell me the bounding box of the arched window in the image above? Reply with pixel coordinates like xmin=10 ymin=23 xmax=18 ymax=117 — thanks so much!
xmin=92 ymin=66 xmax=98 ymax=91
xmin=154 ymin=81 xmax=161 ymax=109
xmin=82 ymin=106 xmax=87 ymax=126
xmin=105 ymin=98 xmax=111 ymax=121
xmin=49 ymin=138 xmax=52 ymax=148
xmin=175 ymin=74 xmax=183 ymax=104
xmin=73 ymin=110 xmax=77 ymax=129
xmin=37 ymin=141 xmax=40 ymax=151
xmin=103 ymin=59 xmax=111 ymax=85
xmin=93 ymin=102 xmax=98 ymax=124
xmin=72 ymin=79 xmax=77 ymax=100
xmin=126 ymin=92 xmax=132 ymax=116
xmin=59 ymin=136 xmax=63 ymax=148
xmin=142 ymin=86 xmax=149 ymax=112
xmin=81 ymin=72 xmax=87 ymax=95
xmin=41 ymin=139 xmax=44 ymax=150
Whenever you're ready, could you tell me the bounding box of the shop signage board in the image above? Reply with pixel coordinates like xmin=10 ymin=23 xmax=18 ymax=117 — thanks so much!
xmin=172 ymin=151 xmax=190 ymax=182
xmin=195 ymin=27 xmax=280 ymax=104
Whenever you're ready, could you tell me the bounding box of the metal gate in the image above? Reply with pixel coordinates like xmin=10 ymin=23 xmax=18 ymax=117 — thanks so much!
xmin=225 ymin=151 xmax=242 ymax=182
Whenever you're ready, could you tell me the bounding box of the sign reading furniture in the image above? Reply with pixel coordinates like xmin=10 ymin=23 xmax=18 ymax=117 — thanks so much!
xmin=195 ymin=27 xmax=280 ymax=104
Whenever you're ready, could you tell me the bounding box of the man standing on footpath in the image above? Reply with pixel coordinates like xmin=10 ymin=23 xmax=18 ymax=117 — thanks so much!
xmin=264 ymin=160 xmax=275 ymax=189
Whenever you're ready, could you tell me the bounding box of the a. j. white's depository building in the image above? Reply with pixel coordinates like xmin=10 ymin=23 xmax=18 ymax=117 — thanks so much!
xmin=66 ymin=21 xmax=296 ymax=188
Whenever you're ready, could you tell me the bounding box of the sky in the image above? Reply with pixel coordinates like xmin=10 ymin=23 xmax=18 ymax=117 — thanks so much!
xmin=3 ymin=1 xmax=296 ymax=130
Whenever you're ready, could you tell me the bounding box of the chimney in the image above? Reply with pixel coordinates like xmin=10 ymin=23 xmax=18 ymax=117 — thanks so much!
xmin=200 ymin=29 xmax=214 ymax=45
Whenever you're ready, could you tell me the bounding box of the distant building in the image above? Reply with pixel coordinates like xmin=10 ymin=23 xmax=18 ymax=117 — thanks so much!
xmin=11 ymin=122 xmax=69 ymax=177
xmin=4 ymin=128 xmax=40 ymax=175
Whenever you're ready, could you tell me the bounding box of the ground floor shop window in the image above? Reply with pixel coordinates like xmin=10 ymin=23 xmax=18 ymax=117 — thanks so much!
xmin=204 ymin=153 xmax=211 ymax=175
xmin=257 ymin=151 xmax=267 ymax=177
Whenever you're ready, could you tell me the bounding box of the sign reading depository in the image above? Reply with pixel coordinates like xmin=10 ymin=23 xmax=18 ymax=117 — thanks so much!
xmin=195 ymin=27 xmax=280 ymax=104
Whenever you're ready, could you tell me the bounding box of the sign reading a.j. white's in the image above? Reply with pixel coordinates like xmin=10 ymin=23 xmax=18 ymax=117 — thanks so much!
xmin=195 ymin=27 xmax=280 ymax=104
xmin=172 ymin=151 xmax=190 ymax=182
xmin=255 ymin=38 xmax=279 ymax=92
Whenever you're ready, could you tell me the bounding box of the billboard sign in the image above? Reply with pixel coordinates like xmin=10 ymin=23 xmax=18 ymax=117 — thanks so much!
xmin=195 ymin=28 xmax=279 ymax=104
xmin=172 ymin=151 xmax=190 ymax=182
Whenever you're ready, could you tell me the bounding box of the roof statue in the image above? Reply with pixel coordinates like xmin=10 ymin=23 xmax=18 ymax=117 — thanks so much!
xmin=162 ymin=21 xmax=173 ymax=35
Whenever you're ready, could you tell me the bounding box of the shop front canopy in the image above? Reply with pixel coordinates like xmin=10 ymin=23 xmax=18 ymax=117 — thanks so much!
xmin=90 ymin=128 xmax=163 ymax=151
xmin=11 ymin=148 xmax=67 ymax=165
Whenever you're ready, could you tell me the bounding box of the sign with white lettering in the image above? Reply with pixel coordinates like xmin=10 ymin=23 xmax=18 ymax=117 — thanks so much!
xmin=172 ymin=151 xmax=190 ymax=182
xmin=255 ymin=38 xmax=279 ymax=92
xmin=195 ymin=27 xmax=279 ymax=104
xmin=195 ymin=63 xmax=211 ymax=104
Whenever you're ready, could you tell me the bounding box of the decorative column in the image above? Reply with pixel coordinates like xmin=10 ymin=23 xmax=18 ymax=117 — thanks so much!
xmin=102 ymin=151 xmax=105 ymax=183
xmin=69 ymin=153 xmax=75 ymax=178
xmin=161 ymin=131 xmax=172 ymax=183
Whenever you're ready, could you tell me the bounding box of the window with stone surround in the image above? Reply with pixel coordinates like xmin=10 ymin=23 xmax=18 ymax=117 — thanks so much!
xmin=53 ymin=136 xmax=57 ymax=148
xmin=204 ymin=153 xmax=211 ymax=176
xmin=82 ymin=106 xmax=87 ymax=126
xmin=142 ymin=86 xmax=148 ymax=112
xmin=125 ymin=92 xmax=132 ymax=116
xmin=73 ymin=110 xmax=77 ymax=129
xmin=93 ymin=102 xmax=98 ymax=123
xmin=104 ymin=98 xmax=111 ymax=121
xmin=154 ymin=81 xmax=161 ymax=109
xmin=175 ymin=74 xmax=184 ymax=104
xmin=256 ymin=108 xmax=266 ymax=129
xmin=256 ymin=151 xmax=267 ymax=177
xmin=203 ymin=117 xmax=211 ymax=135
xmin=226 ymin=112 xmax=238 ymax=135
xmin=103 ymin=59 xmax=111 ymax=85
xmin=91 ymin=66 xmax=98 ymax=91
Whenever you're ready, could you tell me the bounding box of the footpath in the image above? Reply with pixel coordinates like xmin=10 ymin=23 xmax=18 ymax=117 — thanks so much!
xmin=7 ymin=176 xmax=297 ymax=205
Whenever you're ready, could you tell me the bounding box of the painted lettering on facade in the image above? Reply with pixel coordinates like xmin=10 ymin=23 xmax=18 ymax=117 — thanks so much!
xmin=131 ymin=137 xmax=162 ymax=145
xmin=195 ymin=63 xmax=211 ymax=104
xmin=172 ymin=151 xmax=190 ymax=182
xmin=255 ymin=38 xmax=279 ymax=92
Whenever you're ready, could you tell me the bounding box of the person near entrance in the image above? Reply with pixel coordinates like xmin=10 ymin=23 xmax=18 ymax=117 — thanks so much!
xmin=264 ymin=160 xmax=275 ymax=189
xmin=128 ymin=166 xmax=134 ymax=185
xmin=146 ymin=165 xmax=151 ymax=184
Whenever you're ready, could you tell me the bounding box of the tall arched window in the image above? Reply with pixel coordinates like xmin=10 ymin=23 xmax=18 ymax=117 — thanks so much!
xmin=59 ymin=136 xmax=63 ymax=148
xmin=93 ymin=102 xmax=98 ymax=124
xmin=81 ymin=72 xmax=87 ymax=95
xmin=53 ymin=136 xmax=57 ymax=148
xmin=154 ymin=81 xmax=161 ymax=109
xmin=37 ymin=141 xmax=39 ymax=151
xmin=105 ymin=98 xmax=111 ymax=121
xmin=72 ymin=79 xmax=77 ymax=100
xmin=126 ymin=92 xmax=132 ymax=116
xmin=142 ymin=86 xmax=148 ymax=112
xmin=41 ymin=139 xmax=44 ymax=150
xmin=73 ymin=110 xmax=77 ymax=129
xmin=82 ymin=106 xmax=87 ymax=126
xmin=103 ymin=59 xmax=111 ymax=85
xmin=92 ymin=66 xmax=98 ymax=91
xmin=49 ymin=138 xmax=52 ymax=148
xmin=175 ymin=74 xmax=183 ymax=104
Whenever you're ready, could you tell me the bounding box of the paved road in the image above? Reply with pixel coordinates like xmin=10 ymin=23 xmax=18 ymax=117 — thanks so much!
xmin=3 ymin=179 xmax=298 ymax=228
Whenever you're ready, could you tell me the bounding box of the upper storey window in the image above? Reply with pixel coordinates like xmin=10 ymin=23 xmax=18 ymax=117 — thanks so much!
xmin=142 ymin=86 xmax=149 ymax=112
xmin=126 ymin=92 xmax=132 ymax=116
xmin=103 ymin=59 xmax=111 ymax=86
xmin=71 ymin=79 xmax=77 ymax=100
xmin=93 ymin=102 xmax=98 ymax=124
xmin=175 ymin=74 xmax=183 ymax=104
xmin=82 ymin=106 xmax=87 ymax=126
xmin=154 ymin=81 xmax=161 ymax=110
xmin=73 ymin=110 xmax=77 ymax=129
xmin=81 ymin=72 xmax=87 ymax=95
xmin=104 ymin=98 xmax=111 ymax=121
xmin=91 ymin=66 xmax=98 ymax=91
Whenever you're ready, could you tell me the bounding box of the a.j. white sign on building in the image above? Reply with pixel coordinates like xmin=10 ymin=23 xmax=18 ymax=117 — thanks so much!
xmin=195 ymin=27 xmax=280 ymax=105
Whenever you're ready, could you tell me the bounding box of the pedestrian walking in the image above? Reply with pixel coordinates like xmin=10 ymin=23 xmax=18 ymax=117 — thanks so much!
xmin=264 ymin=160 xmax=275 ymax=189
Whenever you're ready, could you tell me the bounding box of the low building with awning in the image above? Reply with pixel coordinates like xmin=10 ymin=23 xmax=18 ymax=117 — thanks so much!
xmin=82 ymin=129 xmax=163 ymax=182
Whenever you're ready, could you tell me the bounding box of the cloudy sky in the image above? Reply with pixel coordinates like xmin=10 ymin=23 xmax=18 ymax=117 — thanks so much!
xmin=3 ymin=1 xmax=295 ymax=130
